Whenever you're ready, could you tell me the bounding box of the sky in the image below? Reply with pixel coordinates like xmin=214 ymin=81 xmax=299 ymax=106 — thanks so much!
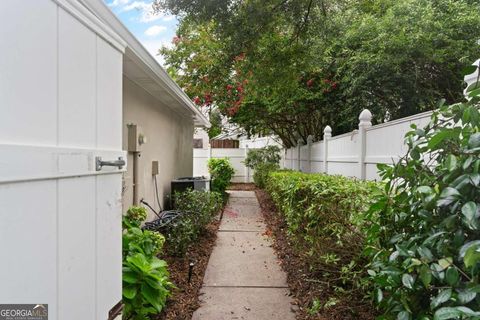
xmin=105 ymin=0 xmax=178 ymax=65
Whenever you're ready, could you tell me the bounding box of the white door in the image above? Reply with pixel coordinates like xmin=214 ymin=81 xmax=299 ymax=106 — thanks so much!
xmin=0 ymin=1 xmax=126 ymax=319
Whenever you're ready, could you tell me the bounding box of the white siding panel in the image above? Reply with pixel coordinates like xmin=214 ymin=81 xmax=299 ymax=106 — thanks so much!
xmin=96 ymin=174 xmax=123 ymax=319
xmin=0 ymin=180 xmax=57 ymax=319
xmin=58 ymin=177 xmax=96 ymax=320
xmin=97 ymin=38 xmax=122 ymax=150
xmin=0 ymin=0 xmax=57 ymax=145
xmin=58 ymin=8 xmax=96 ymax=148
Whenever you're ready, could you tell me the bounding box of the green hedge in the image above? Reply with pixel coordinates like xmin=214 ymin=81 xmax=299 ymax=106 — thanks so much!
xmin=164 ymin=190 xmax=223 ymax=256
xmin=265 ymin=171 xmax=379 ymax=301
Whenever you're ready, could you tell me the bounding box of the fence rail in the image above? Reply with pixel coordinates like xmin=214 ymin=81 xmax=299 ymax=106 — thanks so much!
xmin=282 ymin=109 xmax=433 ymax=180
xmin=194 ymin=109 xmax=434 ymax=182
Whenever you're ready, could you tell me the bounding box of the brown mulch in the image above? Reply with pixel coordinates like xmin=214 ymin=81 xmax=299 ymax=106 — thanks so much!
xmin=255 ymin=189 xmax=376 ymax=320
xmin=227 ymin=183 xmax=258 ymax=191
xmin=155 ymin=216 xmax=222 ymax=320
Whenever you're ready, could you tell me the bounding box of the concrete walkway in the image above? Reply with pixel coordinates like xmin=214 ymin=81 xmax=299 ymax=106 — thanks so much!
xmin=192 ymin=190 xmax=296 ymax=320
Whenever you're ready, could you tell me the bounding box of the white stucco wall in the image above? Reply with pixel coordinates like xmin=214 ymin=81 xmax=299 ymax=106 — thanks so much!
xmin=122 ymin=76 xmax=194 ymax=219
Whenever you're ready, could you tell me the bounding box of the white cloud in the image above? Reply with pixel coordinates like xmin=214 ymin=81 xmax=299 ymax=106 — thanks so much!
xmin=141 ymin=39 xmax=172 ymax=66
xmin=144 ymin=25 xmax=167 ymax=36
xmin=108 ymin=0 xmax=130 ymax=6
xmin=163 ymin=15 xmax=175 ymax=22
xmin=119 ymin=1 xmax=164 ymax=23
xmin=121 ymin=1 xmax=149 ymax=12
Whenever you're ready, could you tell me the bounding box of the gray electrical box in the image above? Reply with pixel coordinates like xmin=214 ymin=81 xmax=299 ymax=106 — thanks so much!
xmin=152 ymin=160 xmax=159 ymax=175
xmin=127 ymin=124 xmax=146 ymax=152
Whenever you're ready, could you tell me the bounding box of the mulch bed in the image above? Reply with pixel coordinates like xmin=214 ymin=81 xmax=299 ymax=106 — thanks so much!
xmin=155 ymin=215 xmax=222 ymax=320
xmin=255 ymin=188 xmax=376 ymax=320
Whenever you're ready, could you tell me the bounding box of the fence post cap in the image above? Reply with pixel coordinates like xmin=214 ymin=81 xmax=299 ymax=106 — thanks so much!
xmin=307 ymin=135 xmax=314 ymax=144
xmin=359 ymin=109 xmax=372 ymax=123
xmin=324 ymin=125 xmax=332 ymax=134
xmin=297 ymin=138 xmax=303 ymax=146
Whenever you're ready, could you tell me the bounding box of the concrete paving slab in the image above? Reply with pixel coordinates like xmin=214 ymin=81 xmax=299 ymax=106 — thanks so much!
xmin=192 ymin=287 xmax=296 ymax=320
xmin=220 ymin=205 xmax=265 ymax=231
xmin=227 ymin=197 xmax=260 ymax=206
xmin=202 ymin=231 xmax=287 ymax=287
xmin=192 ymin=189 xmax=295 ymax=320
xmin=222 ymin=205 xmax=262 ymax=219
xmin=219 ymin=217 xmax=265 ymax=231
xmin=226 ymin=190 xmax=257 ymax=198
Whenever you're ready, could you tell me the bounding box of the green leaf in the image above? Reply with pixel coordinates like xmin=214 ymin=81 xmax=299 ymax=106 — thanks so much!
xmin=141 ymin=284 xmax=162 ymax=312
xmin=469 ymin=133 xmax=480 ymax=148
xmin=428 ymin=130 xmax=455 ymax=149
xmin=398 ymin=311 xmax=411 ymax=320
xmin=434 ymin=306 xmax=480 ymax=319
xmin=438 ymin=257 xmax=453 ymax=270
xmin=417 ymin=186 xmax=433 ymax=194
xmin=461 ymin=65 xmax=478 ymax=76
xmin=458 ymin=289 xmax=477 ymax=304
xmin=376 ymin=288 xmax=383 ymax=303
xmin=419 ymin=265 xmax=432 ymax=287
xmin=123 ymin=285 xmax=138 ymax=299
xmin=461 ymin=202 xmax=478 ymax=230
xmin=444 ymin=155 xmax=457 ymax=172
xmin=436 ymin=188 xmax=461 ymax=207
xmin=433 ymin=307 xmax=461 ymax=320
xmin=150 ymin=257 xmax=168 ymax=269
xmin=418 ymin=246 xmax=434 ymax=262
xmin=431 ymin=289 xmax=452 ymax=309
xmin=402 ymin=274 xmax=415 ymax=289
xmin=445 ymin=267 xmax=459 ymax=286
xmin=464 ymin=245 xmax=480 ymax=269
xmin=459 ymin=240 xmax=480 ymax=259
xmin=123 ymin=271 xmax=139 ymax=284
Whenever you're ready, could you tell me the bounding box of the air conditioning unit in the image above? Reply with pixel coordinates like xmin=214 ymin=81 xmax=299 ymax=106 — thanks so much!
xmin=170 ymin=176 xmax=211 ymax=207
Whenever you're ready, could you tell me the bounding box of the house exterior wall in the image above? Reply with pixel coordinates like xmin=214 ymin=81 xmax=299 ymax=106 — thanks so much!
xmin=123 ymin=76 xmax=194 ymax=219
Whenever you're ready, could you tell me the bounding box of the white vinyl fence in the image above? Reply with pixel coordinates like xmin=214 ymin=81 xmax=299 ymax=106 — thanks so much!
xmin=283 ymin=109 xmax=434 ymax=180
xmin=194 ymin=148 xmax=253 ymax=183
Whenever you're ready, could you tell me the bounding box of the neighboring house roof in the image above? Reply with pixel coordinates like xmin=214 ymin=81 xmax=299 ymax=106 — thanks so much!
xmin=80 ymin=0 xmax=210 ymax=128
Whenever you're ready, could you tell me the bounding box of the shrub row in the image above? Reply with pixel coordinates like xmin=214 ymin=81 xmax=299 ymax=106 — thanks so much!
xmin=122 ymin=190 xmax=224 ymax=318
xmin=164 ymin=189 xmax=223 ymax=255
xmin=265 ymin=171 xmax=379 ymax=302
xmin=265 ymin=87 xmax=480 ymax=319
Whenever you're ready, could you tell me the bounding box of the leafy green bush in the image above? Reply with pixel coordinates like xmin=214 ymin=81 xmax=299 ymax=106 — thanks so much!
xmin=163 ymin=190 xmax=223 ymax=256
xmin=266 ymin=171 xmax=378 ymax=301
xmin=244 ymin=145 xmax=282 ymax=169
xmin=365 ymin=90 xmax=480 ymax=319
xmin=253 ymin=162 xmax=279 ymax=188
xmin=208 ymin=158 xmax=235 ymax=193
xmin=244 ymin=145 xmax=281 ymax=188
xmin=122 ymin=207 xmax=173 ymax=319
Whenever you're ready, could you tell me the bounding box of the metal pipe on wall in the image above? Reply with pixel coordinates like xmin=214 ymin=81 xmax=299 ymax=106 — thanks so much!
xmin=132 ymin=151 xmax=140 ymax=205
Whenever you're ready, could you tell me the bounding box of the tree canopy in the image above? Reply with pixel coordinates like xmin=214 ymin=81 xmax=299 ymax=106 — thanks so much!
xmin=155 ymin=0 xmax=480 ymax=147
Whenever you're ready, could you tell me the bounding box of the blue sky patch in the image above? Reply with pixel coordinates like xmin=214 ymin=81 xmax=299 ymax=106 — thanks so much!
xmin=105 ymin=0 xmax=178 ymax=65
